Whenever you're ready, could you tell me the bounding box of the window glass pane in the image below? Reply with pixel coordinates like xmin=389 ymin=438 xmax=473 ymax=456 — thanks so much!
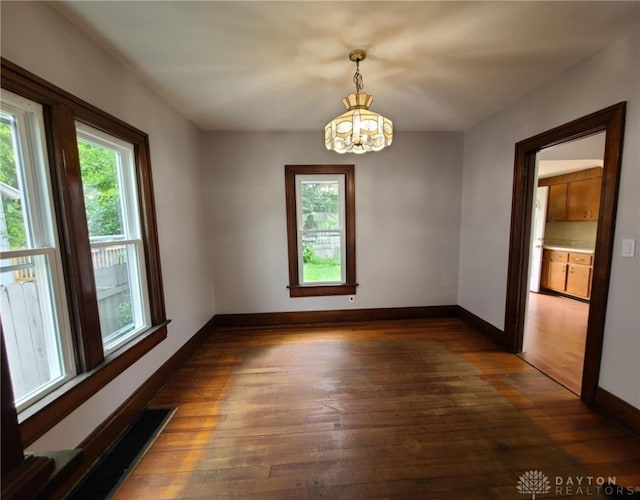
xmin=77 ymin=139 xmax=124 ymax=239
xmin=300 ymin=180 xmax=341 ymax=231
xmin=92 ymin=243 xmax=138 ymax=346
xmin=0 ymin=112 xmax=28 ymax=250
xmin=301 ymin=231 xmax=342 ymax=283
xmin=1 ymin=255 xmax=68 ymax=405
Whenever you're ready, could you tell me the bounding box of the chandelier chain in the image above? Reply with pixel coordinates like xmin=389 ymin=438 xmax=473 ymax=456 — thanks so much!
xmin=353 ymin=60 xmax=363 ymax=94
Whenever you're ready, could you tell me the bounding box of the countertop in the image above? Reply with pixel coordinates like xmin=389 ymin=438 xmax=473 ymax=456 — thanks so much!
xmin=543 ymin=245 xmax=594 ymax=254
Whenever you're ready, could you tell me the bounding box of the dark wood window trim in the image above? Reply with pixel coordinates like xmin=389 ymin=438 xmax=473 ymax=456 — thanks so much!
xmin=1 ymin=58 xmax=168 ymax=446
xmin=285 ymin=164 xmax=356 ymax=297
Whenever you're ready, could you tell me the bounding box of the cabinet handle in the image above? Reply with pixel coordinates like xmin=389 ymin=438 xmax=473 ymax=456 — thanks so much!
xmin=570 ymin=267 xmax=574 ymax=273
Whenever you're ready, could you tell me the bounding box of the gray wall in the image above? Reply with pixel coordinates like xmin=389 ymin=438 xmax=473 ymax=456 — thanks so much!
xmin=204 ymin=131 xmax=463 ymax=313
xmin=458 ymin=25 xmax=640 ymax=408
xmin=1 ymin=2 xmax=215 ymax=450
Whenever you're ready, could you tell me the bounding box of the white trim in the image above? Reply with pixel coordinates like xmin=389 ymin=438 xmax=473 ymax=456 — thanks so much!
xmin=295 ymin=174 xmax=346 ymax=285
xmin=89 ymin=238 xmax=140 ymax=249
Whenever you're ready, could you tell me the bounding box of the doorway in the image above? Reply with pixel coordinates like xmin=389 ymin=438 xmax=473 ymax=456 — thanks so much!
xmin=504 ymin=103 xmax=626 ymax=404
xmin=520 ymin=132 xmax=605 ymax=395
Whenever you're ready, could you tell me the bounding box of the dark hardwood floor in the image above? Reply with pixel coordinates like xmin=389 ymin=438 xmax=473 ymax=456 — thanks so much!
xmin=522 ymin=292 xmax=589 ymax=395
xmin=114 ymin=319 xmax=639 ymax=499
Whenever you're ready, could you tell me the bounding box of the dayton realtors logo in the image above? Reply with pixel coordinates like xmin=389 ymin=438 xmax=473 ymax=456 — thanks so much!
xmin=517 ymin=470 xmax=551 ymax=499
xmin=517 ymin=471 xmax=640 ymax=498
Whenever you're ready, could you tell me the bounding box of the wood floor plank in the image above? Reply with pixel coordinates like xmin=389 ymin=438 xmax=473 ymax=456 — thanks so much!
xmin=114 ymin=319 xmax=639 ymax=499
xmin=523 ymin=292 xmax=588 ymax=394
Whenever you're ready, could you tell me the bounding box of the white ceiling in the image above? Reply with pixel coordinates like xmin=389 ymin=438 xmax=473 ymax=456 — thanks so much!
xmin=53 ymin=1 xmax=639 ymax=132
xmin=538 ymin=131 xmax=605 ymax=178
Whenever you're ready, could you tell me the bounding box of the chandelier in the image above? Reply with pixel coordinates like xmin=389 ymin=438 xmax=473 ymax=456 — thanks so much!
xmin=324 ymin=49 xmax=393 ymax=154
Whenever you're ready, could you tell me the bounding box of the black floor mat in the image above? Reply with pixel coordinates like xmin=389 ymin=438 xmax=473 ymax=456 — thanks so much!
xmin=67 ymin=407 xmax=174 ymax=500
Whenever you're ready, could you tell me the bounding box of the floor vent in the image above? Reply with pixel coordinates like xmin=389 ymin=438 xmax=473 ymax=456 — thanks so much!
xmin=68 ymin=407 xmax=174 ymax=499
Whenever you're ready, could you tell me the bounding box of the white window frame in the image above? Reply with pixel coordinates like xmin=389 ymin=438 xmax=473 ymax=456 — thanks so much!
xmin=295 ymin=174 xmax=346 ymax=285
xmin=75 ymin=122 xmax=151 ymax=353
xmin=0 ymin=90 xmax=75 ymax=411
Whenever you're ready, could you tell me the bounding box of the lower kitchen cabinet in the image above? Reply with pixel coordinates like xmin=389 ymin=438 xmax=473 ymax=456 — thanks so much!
xmin=541 ymin=249 xmax=593 ymax=300
xmin=565 ymin=252 xmax=593 ymax=298
xmin=566 ymin=264 xmax=592 ymax=298
xmin=542 ymin=260 xmax=567 ymax=290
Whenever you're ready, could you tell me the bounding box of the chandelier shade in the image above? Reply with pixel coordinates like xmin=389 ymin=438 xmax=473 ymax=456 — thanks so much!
xmin=324 ymin=50 xmax=393 ymax=154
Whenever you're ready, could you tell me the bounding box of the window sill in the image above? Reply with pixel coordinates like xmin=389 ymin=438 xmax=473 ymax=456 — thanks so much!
xmin=19 ymin=321 xmax=169 ymax=447
xmin=288 ymin=283 xmax=357 ymax=297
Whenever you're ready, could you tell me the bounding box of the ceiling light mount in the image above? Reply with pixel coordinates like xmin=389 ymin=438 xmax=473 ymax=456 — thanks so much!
xmin=348 ymin=49 xmax=366 ymax=63
xmin=324 ymin=49 xmax=393 ymax=154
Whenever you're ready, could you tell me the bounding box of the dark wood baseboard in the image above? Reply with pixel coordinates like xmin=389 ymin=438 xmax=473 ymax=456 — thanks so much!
xmin=212 ymin=305 xmax=458 ymax=329
xmin=38 ymin=306 xmax=640 ymax=498
xmin=52 ymin=317 xmax=216 ymax=498
xmin=1 ymin=455 xmax=54 ymax=500
xmin=456 ymin=306 xmax=505 ymax=348
xmin=594 ymin=387 xmax=640 ymax=436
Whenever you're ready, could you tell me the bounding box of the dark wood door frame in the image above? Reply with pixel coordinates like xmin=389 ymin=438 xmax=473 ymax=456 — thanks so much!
xmin=504 ymin=102 xmax=626 ymax=404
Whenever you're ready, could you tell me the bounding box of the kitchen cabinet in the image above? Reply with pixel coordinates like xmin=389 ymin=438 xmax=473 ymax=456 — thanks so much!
xmin=547 ymin=184 xmax=568 ymax=221
xmin=567 ymin=176 xmax=601 ymax=221
xmin=540 ymin=167 xmax=601 ymax=222
xmin=541 ymin=250 xmax=568 ymax=291
xmin=541 ymin=249 xmax=593 ymax=300
xmin=566 ymin=252 xmax=593 ymax=298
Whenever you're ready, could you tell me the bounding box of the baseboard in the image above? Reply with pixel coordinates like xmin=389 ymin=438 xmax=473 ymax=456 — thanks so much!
xmin=456 ymin=306 xmax=505 ymax=347
xmin=52 ymin=317 xmax=215 ymax=498
xmin=212 ymin=305 xmax=458 ymax=328
xmin=594 ymin=387 xmax=640 ymax=436
xmin=44 ymin=307 xmax=639 ymax=498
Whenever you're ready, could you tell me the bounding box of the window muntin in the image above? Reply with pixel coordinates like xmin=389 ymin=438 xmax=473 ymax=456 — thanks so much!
xmin=0 ymin=91 xmax=75 ymax=411
xmin=76 ymin=123 xmax=150 ymax=352
xmin=296 ymin=174 xmax=346 ymax=285
xmin=285 ymin=164 xmax=356 ymax=297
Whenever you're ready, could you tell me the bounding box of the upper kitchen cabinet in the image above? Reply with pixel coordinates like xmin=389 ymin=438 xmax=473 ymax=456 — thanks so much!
xmin=539 ymin=167 xmax=602 ymax=222
xmin=567 ymin=176 xmax=601 ymax=221
xmin=547 ymin=184 xmax=568 ymax=221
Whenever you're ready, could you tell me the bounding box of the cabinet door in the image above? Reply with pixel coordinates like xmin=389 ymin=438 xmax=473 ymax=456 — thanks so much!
xmin=566 ymin=264 xmax=591 ymax=298
xmin=547 ymin=183 xmax=568 ymax=221
xmin=547 ymin=262 xmax=567 ymax=291
xmin=567 ymin=176 xmax=601 ymax=221
xmin=540 ymin=260 xmax=550 ymax=289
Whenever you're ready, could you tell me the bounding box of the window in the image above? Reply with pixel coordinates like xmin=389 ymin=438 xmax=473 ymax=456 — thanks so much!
xmin=0 ymin=91 xmax=75 ymax=411
xmin=285 ymin=165 xmax=356 ymax=297
xmin=1 ymin=60 xmax=167 ymax=445
xmin=76 ymin=123 xmax=150 ymax=352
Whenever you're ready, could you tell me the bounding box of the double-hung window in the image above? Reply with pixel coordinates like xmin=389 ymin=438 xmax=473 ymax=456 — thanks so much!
xmin=0 ymin=90 xmax=74 ymax=411
xmin=0 ymin=60 xmax=167 ymax=446
xmin=76 ymin=123 xmax=150 ymax=352
xmin=285 ymin=165 xmax=356 ymax=297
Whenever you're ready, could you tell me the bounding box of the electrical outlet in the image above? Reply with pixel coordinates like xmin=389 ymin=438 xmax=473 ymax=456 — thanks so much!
xmin=348 ymin=295 xmax=355 ymax=303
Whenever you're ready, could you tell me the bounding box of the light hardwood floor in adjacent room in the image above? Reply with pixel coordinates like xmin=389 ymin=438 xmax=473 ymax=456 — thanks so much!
xmin=114 ymin=319 xmax=638 ymax=499
xmin=521 ymin=292 xmax=589 ymax=395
